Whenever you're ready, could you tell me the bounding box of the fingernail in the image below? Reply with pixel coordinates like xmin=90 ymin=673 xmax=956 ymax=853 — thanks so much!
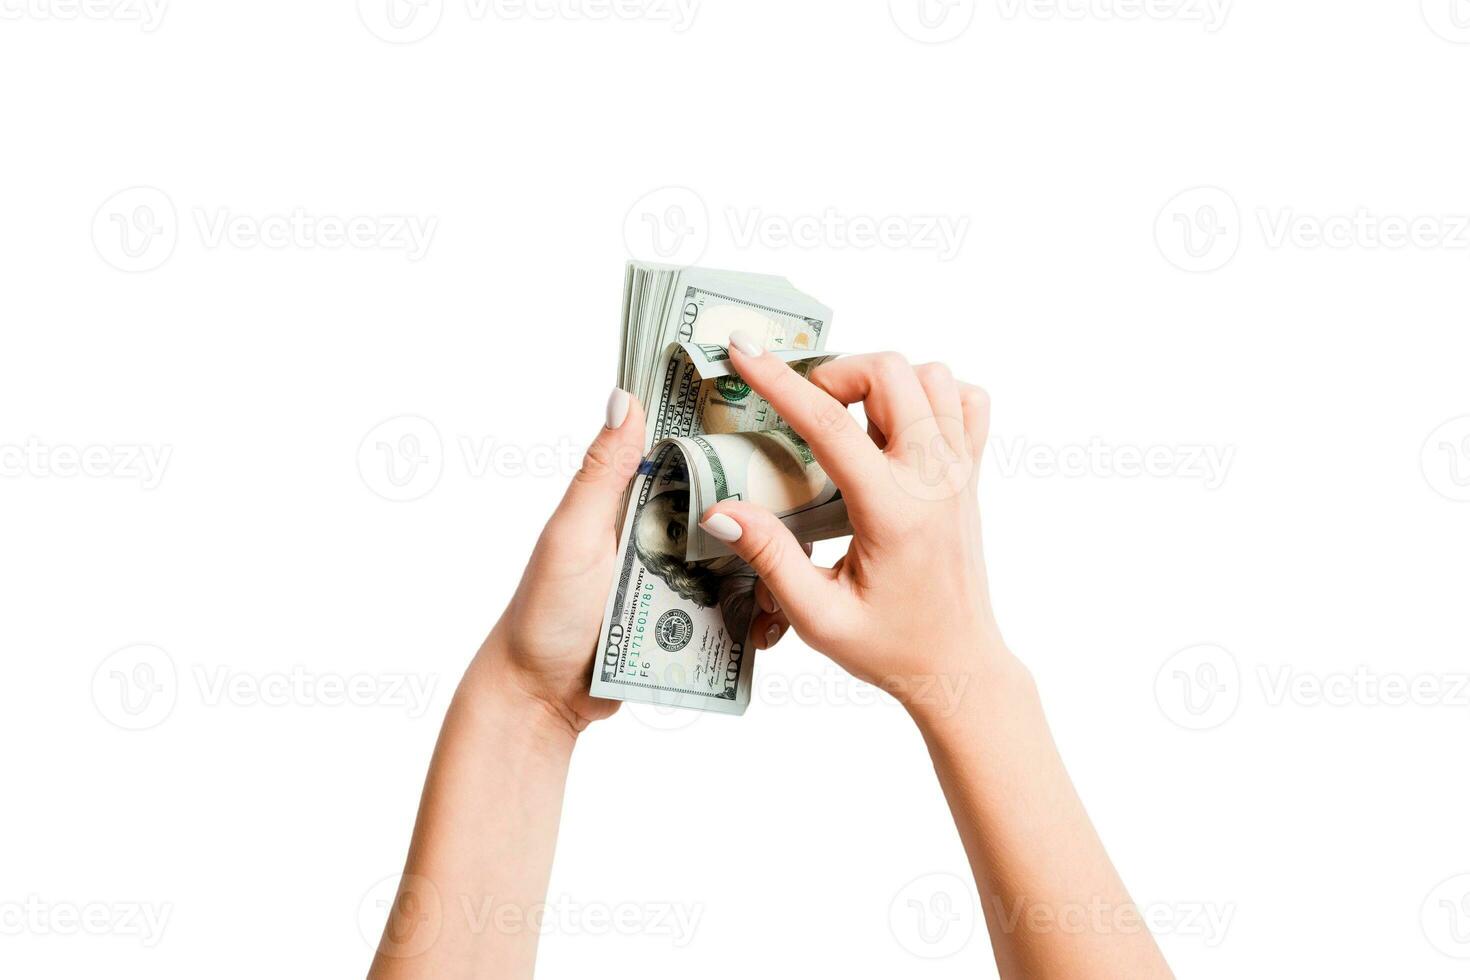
xmin=699 ymin=513 xmax=743 ymax=543
xmin=605 ymin=387 xmax=630 ymax=429
xmin=728 ymin=328 xmax=764 ymax=358
xmin=765 ymin=623 xmax=782 ymax=648
xmin=758 ymin=590 xmax=780 ymax=614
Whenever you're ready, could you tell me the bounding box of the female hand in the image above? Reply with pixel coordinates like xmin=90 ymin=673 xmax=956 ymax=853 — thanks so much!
xmin=472 ymin=388 xmax=794 ymax=735
xmin=698 ymin=335 xmax=1017 ymax=722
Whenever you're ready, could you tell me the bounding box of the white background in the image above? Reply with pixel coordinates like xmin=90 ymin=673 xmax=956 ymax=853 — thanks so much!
xmin=3 ymin=1 xmax=1469 ymax=977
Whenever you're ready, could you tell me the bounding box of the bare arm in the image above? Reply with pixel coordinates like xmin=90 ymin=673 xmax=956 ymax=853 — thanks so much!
xmin=701 ymin=337 xmax=1173 ymax=979
xmin=914 ymin=661 xmax=1172 ymax=978
xmin=367 ymin=390 xmax=797 ymax=978
xmin=367 ymin=652 xmax=579 ymax=978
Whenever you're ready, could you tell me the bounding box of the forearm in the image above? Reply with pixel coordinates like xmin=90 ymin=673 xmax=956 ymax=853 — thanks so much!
xmin=913 ymin=655 xmax=1172 ymax=980
xmin=369 ymin=644 xmax=578 ymax=980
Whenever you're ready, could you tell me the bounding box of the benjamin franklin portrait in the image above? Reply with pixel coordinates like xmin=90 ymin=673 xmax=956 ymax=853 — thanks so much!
xmin=632 ymin=484 xmax=757 ymax=647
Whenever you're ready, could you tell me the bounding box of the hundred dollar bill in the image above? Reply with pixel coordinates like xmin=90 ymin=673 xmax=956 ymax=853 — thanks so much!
xmin=591 ymin=444 xmax=758 ymax=714
xmin=592 ymin=263 xmax=849 ymax=715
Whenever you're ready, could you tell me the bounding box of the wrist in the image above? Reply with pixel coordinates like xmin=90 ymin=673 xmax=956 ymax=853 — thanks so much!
xmin=903 ymin=644 xmax=1038 ymax=740
xmin=456 ymin=642 xmax=582 ymax=757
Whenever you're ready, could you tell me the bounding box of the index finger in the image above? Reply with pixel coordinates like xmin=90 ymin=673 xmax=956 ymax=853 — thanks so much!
xmin=726 ymin=331 xmax=882 ymax=492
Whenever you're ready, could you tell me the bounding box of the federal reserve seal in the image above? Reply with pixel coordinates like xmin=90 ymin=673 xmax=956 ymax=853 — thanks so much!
xmin=655 ymin=609 xmax=694 ymax=652
xmin=714 ymin=375 xmax=751 ymax=402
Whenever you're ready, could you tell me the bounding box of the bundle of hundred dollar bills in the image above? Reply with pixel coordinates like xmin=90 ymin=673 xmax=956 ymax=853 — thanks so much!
xmin=591 ymin=263 xmax=853 ymax=715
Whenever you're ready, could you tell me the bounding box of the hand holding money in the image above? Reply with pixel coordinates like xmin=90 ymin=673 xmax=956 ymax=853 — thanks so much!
xmin=591 ymin=263 xmax=851 ymax=715
xmin=689 ymin=345 xmax=1009 ymax=724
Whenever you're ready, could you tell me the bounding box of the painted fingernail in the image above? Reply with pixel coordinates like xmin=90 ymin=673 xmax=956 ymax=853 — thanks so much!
xmin=605 ymin=387 xmax=630 ymax=429
xmin=758 ymin=590 xmax=780 ymax=614
xmin=699 ymin=513 xmax=743 ymax=543
xmin=765 ymin=623 xmax=782 ymax=648
xmin=728 ymin=328 xmax=764 ymax=357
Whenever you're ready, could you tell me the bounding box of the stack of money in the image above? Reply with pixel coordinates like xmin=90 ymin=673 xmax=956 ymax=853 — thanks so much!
xmin=591 ymin=263 xmax=851 ymax=715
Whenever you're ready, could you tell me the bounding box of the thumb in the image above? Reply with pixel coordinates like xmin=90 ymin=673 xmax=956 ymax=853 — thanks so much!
xmin=699 ymin=501 xmax=839 ymax=633
xmin=556 ymin=387 xmax=646 ymax=532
